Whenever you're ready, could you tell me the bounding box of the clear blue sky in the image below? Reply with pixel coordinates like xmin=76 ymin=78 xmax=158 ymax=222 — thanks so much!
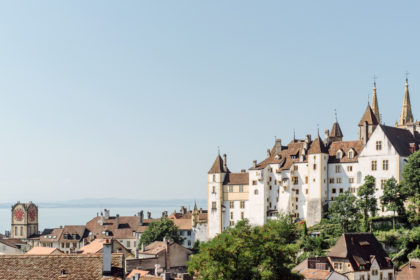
xmin=0 ymin=1 xmax=418 ymax=202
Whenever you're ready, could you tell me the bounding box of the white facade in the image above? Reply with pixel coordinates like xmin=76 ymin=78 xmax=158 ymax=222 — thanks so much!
xmin=208 ymin=85 xmax=419 ymax=237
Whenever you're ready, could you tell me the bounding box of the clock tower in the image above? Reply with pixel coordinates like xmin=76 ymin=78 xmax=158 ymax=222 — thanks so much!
xmin=11 ymin=201 xmax=38 ymax=239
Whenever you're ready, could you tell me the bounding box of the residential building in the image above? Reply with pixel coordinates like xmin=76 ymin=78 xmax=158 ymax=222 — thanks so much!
xmin=396 ymin=259 xmax=420 ymax=280
xmin=78 ymin=238 xmax=134 ymax=259
xmin=293 ymin=257 xmax=348 ymax=280
xmin=327 ymin=233 xmax=395 ymax=280
xmin=0 ymin=238 xmax=28 ymax=255
xmin=208 ymin=80 xmax=420 ymax=237
xmin=36 ymin=225 xmax=88 ymax=253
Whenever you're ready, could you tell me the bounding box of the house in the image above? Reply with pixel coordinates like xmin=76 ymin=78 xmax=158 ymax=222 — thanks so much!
xmin=37 ymin=225 xmax=88 ymax=253
xmin=79 ymin=238 xmax=134 ymax=259
xmin=87 ymin=209 xmax=159 ymax=254
xmin=127 ymin=269 xmax=150 ymax=279
xmin=126 ymin=238 xmax=192 ymax=275
xmin=293 ymin=257 xmax=348 ymax=280
xmin=26 ymin=246 xmax=63 ymax=255
xmin=396 ymin=259 xmax=420 ymax=280
xmin=169 ymin=205 xmax=208 ymax=248
xmin=327 ymin=233 xmax=395 ymax=280
xmin=0 ymin=238 xmax=27 ymax=254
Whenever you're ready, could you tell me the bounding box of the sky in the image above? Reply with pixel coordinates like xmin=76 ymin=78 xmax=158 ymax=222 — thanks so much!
xmin=0 ymin=1 xmax=418 ymax=202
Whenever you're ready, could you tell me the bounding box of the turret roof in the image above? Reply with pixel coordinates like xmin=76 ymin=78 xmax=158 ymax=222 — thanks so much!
xmin=208 ymin=155 xmax=227 ymax=174
xmin=329 ymin=122 xmax=343 ymax=138
xmin=359 ymin=105 xmax=379 ymax=126
xmin=308 ymin=136 xmax=328 ymax=154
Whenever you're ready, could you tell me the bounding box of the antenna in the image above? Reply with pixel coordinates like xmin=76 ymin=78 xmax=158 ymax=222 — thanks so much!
xmin=373 ymin=74 xmax=377 ymax=85
xmin=293 ymin=129 xmax=296 ymax=141
xmin=405 ymin=71 xmax=410 ymax=82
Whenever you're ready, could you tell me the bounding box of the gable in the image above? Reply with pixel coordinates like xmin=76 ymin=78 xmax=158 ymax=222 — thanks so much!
xmin=360 ymin=126 xmax=397 ymax=157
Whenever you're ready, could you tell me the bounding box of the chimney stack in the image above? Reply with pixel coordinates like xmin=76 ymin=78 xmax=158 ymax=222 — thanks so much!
xmin=139 ymin=211 xmax=144 ymax=226
xmin=164 ymin=237 xmax=170 ymax=270
xmin=147 ymin=211 xmax=152 ymax=219
xmin=102 ymin=239 xmax=112 ymax=276
xmin=115 ymin=214 xmax=119 ymax=229
xmin=223 ymin=154 xmax=227 ymax=172
xmin=253 ymin=160 xmax=257 ymax=168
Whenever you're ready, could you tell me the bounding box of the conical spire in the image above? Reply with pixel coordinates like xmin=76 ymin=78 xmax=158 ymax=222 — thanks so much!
xmin=399 ymin=78 xmax=414 ymax=126
xmin=371 ymin=82 xmax=380 ymax=123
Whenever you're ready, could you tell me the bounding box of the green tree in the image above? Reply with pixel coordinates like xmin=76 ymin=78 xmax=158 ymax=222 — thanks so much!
xmin=357 ymin=175 xmax=377 ymax=232
xmin=188 ymin=217 xmax=302 ymax=280
xmin=328 ymin=190 xmax=360 ymax=233
xmin=402 ymin=150 xmax=420 ymax=225
xmin=139 ymin=218 xmax=184 ymax=247
xmin=380 ymin=177 xmax=406 ymax=229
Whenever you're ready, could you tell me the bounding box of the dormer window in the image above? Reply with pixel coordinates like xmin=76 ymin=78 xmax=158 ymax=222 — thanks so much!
xmin=348 ymin=150 xmax=354 ymax=159
xmin=336 ymin=150 xmax=343 ymax=159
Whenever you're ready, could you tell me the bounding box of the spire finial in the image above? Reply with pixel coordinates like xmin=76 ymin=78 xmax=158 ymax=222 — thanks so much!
xmin=217 ymin=146 xmax=220 ymax=155
xmin=317 ymin=124 xmax=320 ymax=137
xmin=373 ymin=74 xmax=377 ymax=86
xmin=405 ymin=71 xmax=410 ymax=83
xmin=293 ymin=129 xmax=296 ymax=141
xmin=334 ymin=109 xmax=338 ymax=122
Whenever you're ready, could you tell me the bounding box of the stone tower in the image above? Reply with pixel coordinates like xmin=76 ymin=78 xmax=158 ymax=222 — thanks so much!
xmin=207 ymin=153 xmax=229 ymax=238
xmin=398 ymin=78 xmax=414 ymax=127
xmin=11 ymin=201 xmax=38 ymax=239
xmin=371 ymin=82 xmax=380 ymax=123
xmin=358 ymin=105 xmax=379 ymax=144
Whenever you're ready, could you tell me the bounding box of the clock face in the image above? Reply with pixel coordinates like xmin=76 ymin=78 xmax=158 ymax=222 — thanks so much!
xmin=15 ymin=209 xmax=24 ymax=221
xmin=28 ymin=209 xmax=36 ymax=221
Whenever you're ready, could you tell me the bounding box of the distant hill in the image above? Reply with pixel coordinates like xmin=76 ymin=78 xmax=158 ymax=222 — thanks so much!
xmin=0 ymin=198 xmax=207 ymax=209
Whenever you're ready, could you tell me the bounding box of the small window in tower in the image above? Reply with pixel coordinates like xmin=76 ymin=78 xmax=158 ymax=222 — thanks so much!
xmin=212 ymin=186 xmax=216 ymax=194
xmin=241 ymin=212 xmax=244 ymax=220
xmin=336 ymin=178 xmax=342 ymax=184
xmin=313 ymin=164 xmax=317 ymax=170
xmin=349 ymin=177 xmax=354 ymax=183
xmin=305 ymin=176 xmax=308 ymax=184
xmin=305 ymin=189 xmax=308 ymax=194
xmin=212 ymin=202 xmax=216 ymax=210
xmin=252 ymin=180 xmax=257 ymax=185
xmin=254 ymin=189 xmax=259 ymax=195
xmin=294 ymin=165 xmax=298 ymax=171
xmin=213 ymin=175 xmax=216 ymax=182
xmin=381 ymin=179 xmax=386 ymax=189
xmin=230 ymin=212 xmax=233 ymax=220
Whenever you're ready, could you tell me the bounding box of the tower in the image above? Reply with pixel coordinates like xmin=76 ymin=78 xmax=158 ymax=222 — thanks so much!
xmin=11 ymin=201 xmax=38 ymax=239
xmin=398 ymin=78 xmax=414 ymax=127
xmin=358 ymin=105 xmax=379 ymax=144
xmin=207 ymin=153 xmax=229 ymax=238
xmin=328 ymin=121 xmax=343 ymax=143
xmin=371 ymin=82 xmax=381 ymax=123
xmin=306 ymin=134 xmax=329 ymax=227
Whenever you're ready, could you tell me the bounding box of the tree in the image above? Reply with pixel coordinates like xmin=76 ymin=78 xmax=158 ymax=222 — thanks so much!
xmin=188 ymin=217 xmax=302 ymax=280
xmin=357 ymin=175 xmax=377 ymax=232
xmin=139 ymin=218 xmax=184 ymax=247
xmin=380 ymin=177 xmax=406 ymax=229
xmin=402 ymin=150 xmax=420 ymax=225
xmin=328 ymin=190 xmax=360 ymax=233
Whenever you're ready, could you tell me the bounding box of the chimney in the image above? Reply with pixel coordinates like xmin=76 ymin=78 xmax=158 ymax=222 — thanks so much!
xmin=324 ymin=129 xmax=330 ymax=143
xmin=241 ymin=169 xmax=246 ymax=173
xmin=181 ymin=206 xmax=186 ymax=214
xmin=253 ymin=160 xmax=257 ymax=168
xmin=99 ymin=216 xmax=104 ymax=226
xmin=104 ymin=209 xmax=110 ymax=220
xmin=139 ymin=211 xmax=144 ymax=226
xmin=162 ymin=211 xmax=168 ymax=218
xmin=223 ymin=154 xmax=227 ymax=172
xmin=115 ymin=214 xmax=119 ymax=229
xmin=102 ymin=239 xmax=112 ymax=276
xmin=135 ymin=249 xmax=139 ymax=259
xmin=267 ymin=149 xmax=271 ymax=157
xmin=141 ymin=243 xmax=145 ymax=252
xmin=274 ymin=139 xmax=282 ymax=154
xmin=305 ymin=134 xmax=311 ymax=143
xmin=147 ymin=211 xmax=152 ymax=219
xmin=164 ymin=237 xmax=170 ymax=270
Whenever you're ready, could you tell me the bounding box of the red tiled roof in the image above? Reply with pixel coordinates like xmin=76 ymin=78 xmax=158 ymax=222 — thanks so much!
xmin=328 ymin=140 xmax=364 ymax=163
xmin=397 ymin=260 xmax=420 ymax=280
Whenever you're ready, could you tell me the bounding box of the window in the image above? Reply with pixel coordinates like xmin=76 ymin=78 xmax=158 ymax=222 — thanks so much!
xmin=350 ymin=187 xmax=356 ymax=193
xmin=229 ymin=201 xmax=234 ymax=208
xmin=336 ymin=178 xmax=342 ymax=184
xmin=269 ymin=185 xmax=272 ymax=190
xmin=295 ymin=205 xmax=298 ymax=210
xmin=335 ymin=165 xmax=341 ymax=173
xmin=229 ymin=221 xmax=234 ymax=226
xmin=333 ymin=262 xmax=342 ymax=269
xmin=381 ymin=179 xmax=387 ymax=190
xmin=241 ymin=212 xmax=244 ymax=219
xmin=313 ymin=164 xmax=317 ymax=170
xmin=188 ymin=230 xmax=191 ymax=236
xmin=339 ymin=188 xmax=343 ymax=193
xmin=348 ymin=150 xmax=354 ymax=159
xmin=212 ymin=202 xmax=216 ymax=210
xmin=239 ymin=186 xmax=244 ymax=192
xmin=240 ymin=201 xmax=245 ymax=209
xmin=305 ymin=176 xmax=308 ymax=184
xmin=252 ymin=180 xmax=257 ymax=185
xmin=305 ymin=189 xmax=308 ymax=194
xmin=295 ymin=197 xmax=298 ymax=202
xmin=20 ymin=227 xmax=23 ymax=236
xmin=383 ymin=160 xmax=389 ymax=170
xmin=371 ymin=160 xmax=377 ymax=171
xmin=294 ymin=165 xmax=298 ymax=171
xmin=292 ymin=176 xmax=298 ymax=185
xmin=349 ymin=177 xmax=354 ymax=183
xmin=329 ymin=178 xmax=335 ymax=184
xmin=230 ymin=212 xmax=233 ymax=220
xmin=336 ymin=150 xmax=343 ymax=159
xmin=376 ymin=141 xmax=382 ymax=150
xmin=347 ymin=165 xmax=353 ymax=172
xmin=127 ymin=241 xmax=131 ymax=247
xmin=212 ymin=186 xmax=216 ymax=194
xmin=388 ymin=273 xmax=393 ymax=280
xmin=188 ymin=240 xmax=191 ymax=246
xmin=372 ymin=270 xmax=378 ymax=276
xmin=66 ymin=243 xmax=70 ymax=248
xmin=213 ymin=175 xmax=216 ymax=182
xmin=229 ymin=186 xmax=234 ymax=192
xmin=254 ymin=189 xmax=259 ymax=195
xmin=332 ymin=188 xmax=336 ymax=194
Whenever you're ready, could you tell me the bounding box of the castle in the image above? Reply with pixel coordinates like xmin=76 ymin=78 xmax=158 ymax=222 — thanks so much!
xmin=207 ymin=79 xmax=419 ymax=238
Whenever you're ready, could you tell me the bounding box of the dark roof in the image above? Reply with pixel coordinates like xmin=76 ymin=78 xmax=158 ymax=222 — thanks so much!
xmin=328 ymin=140 xmax=364 ymax=163
xmin=380 ymin=125 xmax=420 ymax=157
xmin=223 ymin=172 xmax=249 ymax=185
xmin=0 ymin=254 xmax=124 ymax=280
xmin=308 ymin=137 xmax=328 ymax=154
xmin=60 ymin=225 xmax=88 ymax=242
xmin=330 ymin=122 xmax=343 ymax=138
xmin=359 ymin=105 xmax=379 ymax=126
xmin=328 ymin=233 xmax=393 ymax=271
xmin=208 ymin=155 xmax=229 ymax=174
xmin=0 ymin=238 xmax=25 ymax=249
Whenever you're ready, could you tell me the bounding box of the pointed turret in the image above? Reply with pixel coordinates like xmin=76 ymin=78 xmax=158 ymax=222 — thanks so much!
xmin=358 ymin=105 xmax=379 ymax=144
xmin=208 ymin=154 xmax=229 ymax=174
xmin=308 ymin=135 xmax=328 ymax=154
xmin=329 ymin=121 xmax=343 ymax=142
xmin=371 ymin=82 xmax=380 ymax=123
xmin=398 ymin=78 xmax=414 ymax=127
